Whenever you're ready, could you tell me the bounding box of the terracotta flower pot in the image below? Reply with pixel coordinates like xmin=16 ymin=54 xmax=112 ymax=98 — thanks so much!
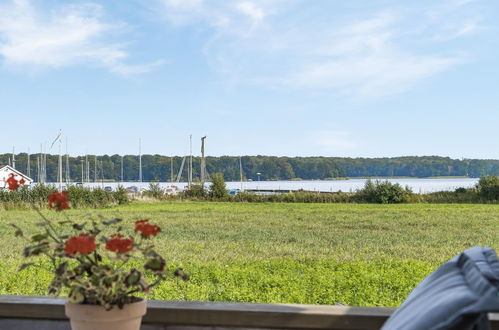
xmin=65 ymin=299 xmax=147 ymax=330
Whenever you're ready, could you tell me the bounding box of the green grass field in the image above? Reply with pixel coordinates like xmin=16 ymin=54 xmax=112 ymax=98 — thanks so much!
xmin=0 ymin=202 xmax=497 ymax=307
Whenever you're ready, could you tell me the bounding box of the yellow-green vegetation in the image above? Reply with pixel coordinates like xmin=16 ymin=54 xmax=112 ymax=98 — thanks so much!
xmin=0 ymin=202 xmax=498 ymax=307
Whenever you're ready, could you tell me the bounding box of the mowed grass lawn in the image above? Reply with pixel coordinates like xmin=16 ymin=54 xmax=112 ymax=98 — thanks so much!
xmin=0 ymin=202 xmax=497 ymax=307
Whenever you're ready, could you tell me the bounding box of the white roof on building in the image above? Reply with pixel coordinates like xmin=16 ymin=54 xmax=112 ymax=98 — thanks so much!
xmin=0 ymin=165 xmax=34 ymax=184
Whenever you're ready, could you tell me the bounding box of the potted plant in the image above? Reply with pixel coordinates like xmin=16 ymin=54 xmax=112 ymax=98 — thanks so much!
xmin=9 ymin=176 xmax=188 ymax=330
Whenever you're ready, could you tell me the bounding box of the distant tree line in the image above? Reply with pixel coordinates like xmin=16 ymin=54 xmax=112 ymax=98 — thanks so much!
xmin=1 ymin=154 xmax=498 ymax=182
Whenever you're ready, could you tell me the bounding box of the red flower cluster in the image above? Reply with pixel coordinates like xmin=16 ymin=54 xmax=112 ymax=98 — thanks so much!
xmin=48 ymin=191 xmax=70 ymax=211
xmin=134 ymin=219 xmax=161 ymax=238
xmin=6 ymin=174 xmax=20 ymax=191
xmin=65 ymin=234 xmax=96 ymax=256
xmin=105 ymin=234 xmax=134 ymax=253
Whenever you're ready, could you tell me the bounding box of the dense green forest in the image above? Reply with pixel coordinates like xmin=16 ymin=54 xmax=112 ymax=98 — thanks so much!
xmin=1 ymin=154 xmax=498 ymax=182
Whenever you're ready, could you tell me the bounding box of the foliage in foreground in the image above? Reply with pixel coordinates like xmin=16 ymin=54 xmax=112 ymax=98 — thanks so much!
xmin=1 ymin=202 xmax=497 ymax=307
xmin=0 ymin=258 xmax=433 ymax=307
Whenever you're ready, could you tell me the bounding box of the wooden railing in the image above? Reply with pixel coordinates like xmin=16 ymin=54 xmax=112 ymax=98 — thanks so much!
xmin=0 ymin=295 xmax=498 ymax=330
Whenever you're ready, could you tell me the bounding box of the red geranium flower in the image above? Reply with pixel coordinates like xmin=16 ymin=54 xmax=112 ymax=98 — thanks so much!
xmin=65 ymin=234 xmax=96 ymax=256
xmin=105 ymin=234 xmax=134 ymax=253
xmin=48 ymin=191 xmax=70 ymax=211
xmin=134 ymin=219 xmax=161 ymax=239
xmin=19 ymin=178 xmax=26 ymax=185
xmin=6 ymin=174 xmax=20 ymax=191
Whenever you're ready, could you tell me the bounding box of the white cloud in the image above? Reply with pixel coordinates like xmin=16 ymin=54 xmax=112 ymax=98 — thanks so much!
xmin=156 ymin=1 xmax=480 ymax=99
xmin=312 ymin=130 xmax=356 ymax=152
xmin=235 ymin=2 xmax=265 ymax=23
xmin=454 ymin=0 xmax=477 ymax=6
xmin=158 ymin=0 xmax=269 ymax=33
xmin=0 ymin=0 xmax=160 ymax=74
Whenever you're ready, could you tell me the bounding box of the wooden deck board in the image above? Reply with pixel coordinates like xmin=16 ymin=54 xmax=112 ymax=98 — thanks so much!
xmin=0 ymin=295 xmax=497 ymax=330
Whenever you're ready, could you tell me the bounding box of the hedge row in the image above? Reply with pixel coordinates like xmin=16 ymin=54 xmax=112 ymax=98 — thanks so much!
xmin=0 ymin=185 xmax=129 ymax=210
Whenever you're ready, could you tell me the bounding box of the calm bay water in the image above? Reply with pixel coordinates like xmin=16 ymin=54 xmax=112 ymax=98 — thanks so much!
xmin=75 ymin=178 xmax=478 ymax=194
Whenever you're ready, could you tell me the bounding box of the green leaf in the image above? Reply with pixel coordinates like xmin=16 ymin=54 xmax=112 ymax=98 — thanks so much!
xmin=23 ymin=243 xmax=49 ymax=257
xmin=31 ymin=233 xmax=48 ymax=242
xmin=144 ymin=257 xmax=166 ymax=272
xmin=48 ymin=278 xmax=63 ymax=296
xmin=68 ymin=289 xmax=85 ymax=303
xmin=10 ymin=224 xmax=23 ymax=237
xmin=102 ymin=218 xmax=123 ymax=226
xmin=18 ymin=262 xmax=35 ymax=272
xmin=174 ymin=268 xmax=189 ymax=282
xmin=55 ymin=262 xmax=68 ymax=276
xmin=72 ymin=222 xmax=86 ymax=230
xmin=124 ymin=269 xmax=141 ymax=287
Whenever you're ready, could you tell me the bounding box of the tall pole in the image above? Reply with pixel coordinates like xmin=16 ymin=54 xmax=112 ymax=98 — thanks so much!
xmin=43 ymin=147 xmax=47 ymax=183
xmin=240 ymin=156 xmax=243 ymax=191
xmin=37 ymin=156 xmax=40 ymax=182
xmin=139 ymin=138 xmax=142 ymax=182
xmin=94 ymin=155 xmax=97 ymax=182
xmin=101 ymin=160 xmax=104 ymax=188
xmin=40 ymin=144 xmax=43 ymax=183
xmin=188 ymin=135 xmax=192 ymax=188
xmin=81 ymin=160 xmax=84 ymax=183
xmin=170 ymin=157 xmax=174 ymax=183
xmin=85 ymin=154 xmax=89 ymax=182
xmin=12 ymin=146 xmax=15 ymax=169
xmin=65 ymin=137 xmax=70 ymax=184
xmin=58 ymin=139 xmax=63 ymax=190
xmin=27 ymin=147 xmax=31 ymax=178
xmin=200 ymin=136 xmax=206 ymax=187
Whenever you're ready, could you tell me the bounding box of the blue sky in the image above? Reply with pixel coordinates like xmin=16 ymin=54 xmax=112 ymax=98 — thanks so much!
xmin=0 ymin=0 xmax=498 ymax=158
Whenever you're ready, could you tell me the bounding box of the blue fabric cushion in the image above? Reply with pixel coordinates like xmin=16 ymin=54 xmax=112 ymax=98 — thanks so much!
xmin=381 ymin=246 xmax=499 ymax=330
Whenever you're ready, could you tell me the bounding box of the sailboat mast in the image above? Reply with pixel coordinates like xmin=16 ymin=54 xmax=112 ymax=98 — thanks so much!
xmin=27 ymin=147 xmax=30 ymax=178
xmin=188 ymin=135 xmax=192 ymax=188
xmin=65 ymin=137 xmax=70 ymax=184
xmin=170 ymin=156 xmax=174 ymax=183
xmin=240 ymin=156 xmax=243 ymax=191
xmin=101 ymin=160 xmax=104 ymax=187
xmin=58 ymin=138 xmax=63 ymax=190
xmin=85 ymin=154 xmax=89 ymax=182
xmin=200 ymin=136 xmax=206 ymax=187
xmin=139 ymin=138 xmax=142 ymax=182
xmin=44 ymin=146 xmax=47 ymax=183
xmin=37 ymin=156 xmax=40 ymax=182
xmin=40 ymin=144 xmax=43 ymax=183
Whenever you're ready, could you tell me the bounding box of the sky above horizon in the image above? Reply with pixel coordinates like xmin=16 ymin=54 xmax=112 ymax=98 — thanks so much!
xmin=0 ymin=0 xmax=498 ymax=158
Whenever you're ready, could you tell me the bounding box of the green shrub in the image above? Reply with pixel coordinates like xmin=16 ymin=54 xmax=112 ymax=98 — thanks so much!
xmin=416 ymin=190 xmax=480 ymax=203
xmin=143 ymin=182 xmax=165 ymax=200
xmin=232 ymin=191 xmax=266 ymax=202
xmin=354 ymin=179 xmax=412 ymax=204
xmin=182 ymin=183 xmax=207 ymax=199
xmin=114 ymin=185 xmax=129 ymax=205
xmin=477 ymin=175 xmax=499 ymax=201
xmin=209 ymin=173 xmax=229 ymax=199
